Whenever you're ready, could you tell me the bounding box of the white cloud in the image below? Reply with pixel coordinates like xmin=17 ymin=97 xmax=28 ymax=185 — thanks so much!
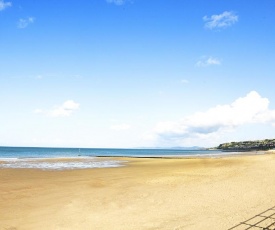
xmin=196 ymin=56 xmax=221 ymax=67
xmin=106 ymin=0 xmax=128 ymax=5
xmin=0 ymin=0 xmax=11 ymax=11
xmin=153 ymin=91 xmax=275 ymax=146
xmin=35 ymin=100 xmax=80 ymax=118
xmin=17 ymin=17 xmax=35 ymax=29
xmin=49 ymin=100 xmax=80 ymax=117
xmin=110 ymin=124 xmax=131 ymax=131
xmin=203 ymin=11 xmax=238 ymax=30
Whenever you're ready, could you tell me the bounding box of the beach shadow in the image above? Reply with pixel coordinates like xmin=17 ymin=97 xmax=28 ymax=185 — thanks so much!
xmin=228 ymin=206 xmax=275 ymax=230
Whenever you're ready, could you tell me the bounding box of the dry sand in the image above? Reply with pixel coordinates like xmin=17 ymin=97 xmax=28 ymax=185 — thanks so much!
xmin=1 ymin=153 xmax=275 ymax=229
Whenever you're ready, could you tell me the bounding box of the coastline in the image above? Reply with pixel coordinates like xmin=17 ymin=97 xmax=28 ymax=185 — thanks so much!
xmin=96 ymin=149 xmax=269 ymax=159
xmin=0 ymin=149 xmax=269 ymax=170
xmin=1 ymin=152 xmax=275 ymax=229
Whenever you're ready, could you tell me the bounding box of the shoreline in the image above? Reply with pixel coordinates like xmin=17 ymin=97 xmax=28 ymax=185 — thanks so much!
xmin=0 ymin=150 xmax=272 ymax=172
xmin=96 ymin=150 xmax=269 ymax=159
xmin=1 ymin=153 xmax=275 ymax=229
xmin=0 ymin=149 xmax=271 ymax=160
xmin=0 ymin=150 xmax=271 ymax=171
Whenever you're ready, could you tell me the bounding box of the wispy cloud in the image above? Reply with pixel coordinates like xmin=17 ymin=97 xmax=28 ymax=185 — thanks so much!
xmin=196 ymin=56 xmax=221 ymax=67
xmin=17 ymin=17 xmax=35 ymax=29
xmin=106 ymin=0 xmax=129 ymax=5
xmin=0 ymin=0 xmax=11 ymax=11
xmin=203 ymin=11 xmax=238 ymax=30
xmin=34 ymin=100 xmax=80 ymax=118
xmin=181 ymin=79 xmax=189 ymax=84
xmin=151 ymin=91 xmax=275 ymax=146
xmin=33 ymin=109 xmax=43 ymax=114
xmin=35 ymin=75 xmax=43 ymax=80
xmin=110 ymin=124 xmax=131 ymax=131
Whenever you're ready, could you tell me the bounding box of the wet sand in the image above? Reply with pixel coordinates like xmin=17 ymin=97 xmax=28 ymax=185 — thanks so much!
xmin=1 ymin=153 xmax=275 ymax=229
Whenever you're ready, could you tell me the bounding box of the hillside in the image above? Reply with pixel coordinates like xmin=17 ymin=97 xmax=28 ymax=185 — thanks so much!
xmin=217 ymin=139 xmax=275 ymax=151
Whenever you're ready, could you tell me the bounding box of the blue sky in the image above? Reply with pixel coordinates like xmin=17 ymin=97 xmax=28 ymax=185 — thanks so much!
xmin=1 ymin=0 xmax=275 ymax=148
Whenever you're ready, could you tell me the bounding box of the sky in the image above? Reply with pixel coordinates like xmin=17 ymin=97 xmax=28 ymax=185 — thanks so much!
xmin=1 ymin=0 xmax=275 ymax=148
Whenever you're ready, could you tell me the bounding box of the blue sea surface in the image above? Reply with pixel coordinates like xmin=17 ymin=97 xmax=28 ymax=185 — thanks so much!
xmin=0 ymin=146 xmax=224 ymax=158
xmin=0 ymin=146 xmax=224 ymax=170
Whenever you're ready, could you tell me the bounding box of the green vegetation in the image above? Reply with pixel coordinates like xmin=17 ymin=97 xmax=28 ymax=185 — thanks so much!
xmin=217 ymin=139 xmax=275 ymax=152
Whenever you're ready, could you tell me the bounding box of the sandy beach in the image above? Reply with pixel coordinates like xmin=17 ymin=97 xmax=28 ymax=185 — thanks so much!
xmin=1 ymin=153 xmax=275 ymax=229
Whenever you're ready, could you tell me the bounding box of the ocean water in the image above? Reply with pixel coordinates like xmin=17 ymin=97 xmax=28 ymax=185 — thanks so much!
xmin=0 ymin=147 xmax=224 ymax=170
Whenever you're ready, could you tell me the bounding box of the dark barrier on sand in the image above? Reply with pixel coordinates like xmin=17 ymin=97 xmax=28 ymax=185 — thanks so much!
xmin=228 ymin=206 xmax=275 ymax=230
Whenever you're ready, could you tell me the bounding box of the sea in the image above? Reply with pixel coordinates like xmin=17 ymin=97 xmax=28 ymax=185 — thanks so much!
xmin=0 ymin=146 xmax=242 ymax=170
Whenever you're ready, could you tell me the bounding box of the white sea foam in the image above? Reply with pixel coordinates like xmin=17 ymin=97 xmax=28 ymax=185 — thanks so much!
xmin=0 ymin=158 xmax=125 ymax=170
